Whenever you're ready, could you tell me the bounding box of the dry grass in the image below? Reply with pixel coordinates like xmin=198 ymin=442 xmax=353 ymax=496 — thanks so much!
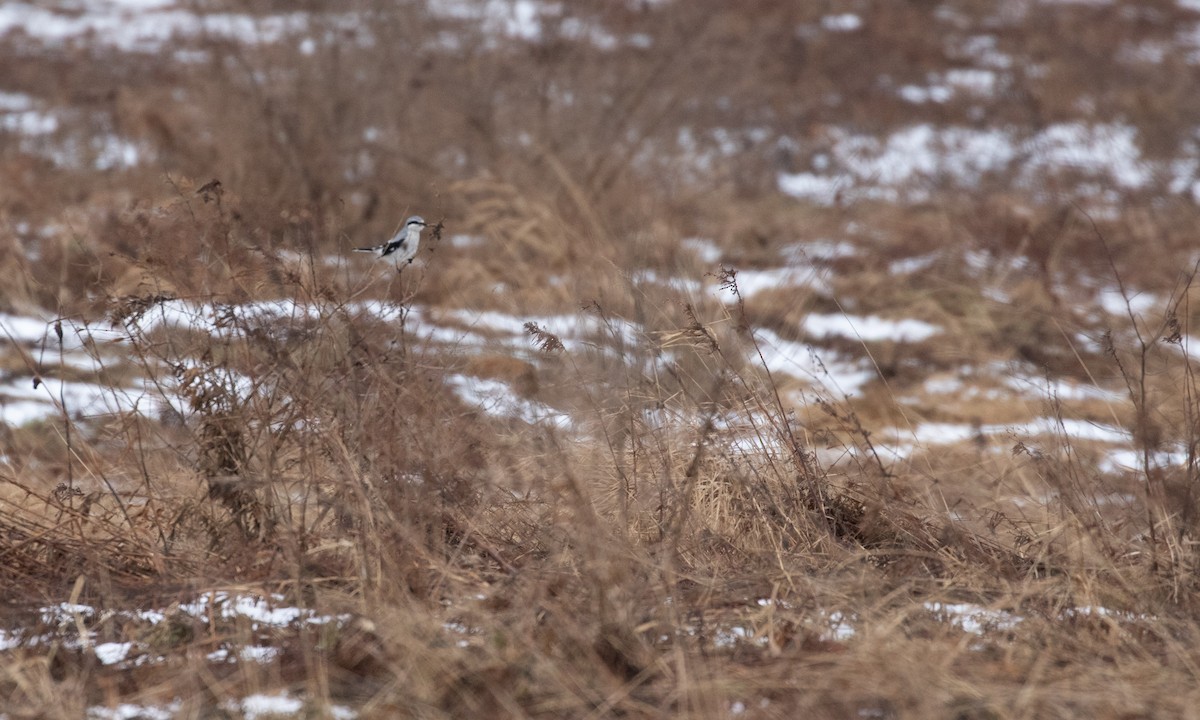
xmin=4 ymin=1 xmax=1200 ymax=718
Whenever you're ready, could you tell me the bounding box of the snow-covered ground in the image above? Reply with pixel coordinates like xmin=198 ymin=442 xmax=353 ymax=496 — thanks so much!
xmin=1 ymin=0 xmax=1182 ymax=474
xmin=778 ymin=122 xmax=1172 ymax=206
xmin=5 ymin=0 xmax=1195 ymax=209
xmin=0 ymin=1 xmax=321 ymax=53
xmin=4 ymin=591 xmax=361 ymax=717
xmin=0 ymin=584 xmax=1148 ymax=719
xmin=0 ymin=275 xmax=1161 ymax=470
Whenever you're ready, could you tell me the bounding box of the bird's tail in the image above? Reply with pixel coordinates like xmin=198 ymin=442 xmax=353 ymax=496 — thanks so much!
xmin=352 ymin=246 xmax=377 ymax=253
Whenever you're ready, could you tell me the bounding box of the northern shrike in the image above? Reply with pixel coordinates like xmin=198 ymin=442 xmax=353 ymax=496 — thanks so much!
xmin=354 ymin=215 xmax=427 ymax=264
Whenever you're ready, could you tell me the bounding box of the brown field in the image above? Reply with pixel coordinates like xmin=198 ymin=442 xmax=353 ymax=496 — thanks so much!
xmin=4 ymin=1 xmax=1200 ymax=717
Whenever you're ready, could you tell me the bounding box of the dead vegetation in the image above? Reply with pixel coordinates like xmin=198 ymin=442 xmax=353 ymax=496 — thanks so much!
xmin=4 ymin=0 xmax=1200 ymax=718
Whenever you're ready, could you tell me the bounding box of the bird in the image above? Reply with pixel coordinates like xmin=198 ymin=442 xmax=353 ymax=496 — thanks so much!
xmin=353 ymin=215 xmax=427 ymax=264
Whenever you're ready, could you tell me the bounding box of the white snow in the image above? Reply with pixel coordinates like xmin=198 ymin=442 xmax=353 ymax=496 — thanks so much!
xmin=784 ymin=240 xmax=857 ymax=262
xmin=946 ymin=68 xmax=1000 ymax=95
xmin=898 ymin=69 xmax=998 ymax=104
xmin=0 ymin=3 xmax=313 ymax=52
xmin=924 ymin=602 xmax=1023 ymax=635
xmin=823 ymin=611 xmax=857 ymax=641
xmin=1097 ymin=288 xmax=1158 ymax=317
xmin=1101 ymin=447 xmax=1188 ymax=473
xmin=780 ymin=123 xmax=1153 ymax=205
xmin=777 ymin=172 xmax=853 ymax=205
xmin=0 ymin=628 xmax=22 ymax=651
xmin=1024 ymin=123 xmax=1150 ymax=189
xmin=450 ymin=234 xmax=486 ymax=248
xmin=682 ymin=237 xmax=723 ymax=265
xmin=899 ymin=416 xmax=1129 ymax=448
xmin=428 ymin=0 xmax=549 ymax=42
xmin=750 ymin=327 xmax=877 ymax=396
xmin=0 ymin=313 xmax=56 ymax=343
xmin=733 ymin=266 xmax=822 ymax=297
xmin=0 ymin=107 xmax=57 ymax=135
xmin=898 ymin=84 xmax=953 ymax=104
xmin=443 ymin=308 xmax=642 ymax=351
xmin=176 ymin=592 xmax=309 ymax=628
xmin=445 ymin=373 xmax=570 ymax=428
xmin=95 ymin=642 xmax=133 ymax=665
xmin=821 ymin=14 xmax=863 ymax=32
xmin=0 ymin=90 xmax=34 ymax=111
xmin=1001 ymin=372 xmax=1124 ymax=403
xmin=959 ymin=35 xmax=1013 ymax=69
xmin=631 ymin=268 xmax=704 ymax=294
xmin=888 ymin=253 xmax=939 ymax=275
xmin=0 ymin=378 xmax=149 ymax=425
xmin=88 ymin=703 xmax=179 ymax=720
xmin=240 ymin=693 xmax=304 ymax=719
xmin=802 ymin=313 xmax=942 ymax=343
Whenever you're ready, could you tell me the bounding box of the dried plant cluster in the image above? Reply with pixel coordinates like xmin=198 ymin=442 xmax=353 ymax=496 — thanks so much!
xmin=4 ymin=1 xmax=1200 ymax=718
